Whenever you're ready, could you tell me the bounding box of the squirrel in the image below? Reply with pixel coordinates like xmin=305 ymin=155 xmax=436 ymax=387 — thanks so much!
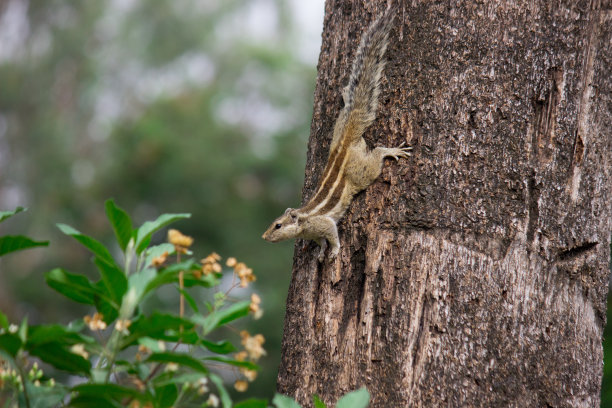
xmin=262 ymin=5 xmax=410 ymax=262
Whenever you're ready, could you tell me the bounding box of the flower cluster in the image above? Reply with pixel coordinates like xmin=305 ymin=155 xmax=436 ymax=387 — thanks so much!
xmin=151 ymin=251 xmax=168 ymax=267
xmin=135 ymin=344 xmax=151 ymax=362
xmin=84 ymin=312 xmax=107 ymax=331
xmin=198 ymin=252 xmax=222 ymax=278
xmin=70 ymin=344 xmax=89 ymax=359
xmin=233 ymin=330 xmax=266 ymax=392
xmin=0 ymin=364 xmax=22 ymax=391
xmin=167 ymin=229 xmax=193 ymax=253
xmin=231 ymin=260 xmax=256 ymax=288
xmin=249 ymin=293 xmax=263 ymax=319
xmin=0 ymin=361 xmax=53 ymax=390
xmin=116 ymin=319 xmax=132 ymax=334
xmin=128 ymin=401 xmax=153 ymax=408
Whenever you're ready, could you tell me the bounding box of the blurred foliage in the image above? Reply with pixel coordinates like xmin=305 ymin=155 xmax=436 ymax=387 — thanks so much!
xmin=0 ymin=204 xmax=371 ymax=407
xmin=0 ymin=0 xmax=317 ymax=400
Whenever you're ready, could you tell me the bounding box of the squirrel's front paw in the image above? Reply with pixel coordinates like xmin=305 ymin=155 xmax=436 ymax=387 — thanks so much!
xmin=327 ymin=248 xmax=339 ymax=263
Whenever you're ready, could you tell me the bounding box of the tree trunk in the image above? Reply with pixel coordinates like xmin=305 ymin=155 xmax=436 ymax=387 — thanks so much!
xmin=276 ymin=0 xmax=612 ymax=407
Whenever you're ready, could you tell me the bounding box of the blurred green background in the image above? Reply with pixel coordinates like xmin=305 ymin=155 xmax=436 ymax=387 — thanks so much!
xmin=0 ymin=0 xmax=323 ymax=400
xmin=0 ymin=0 xmax=610 ymax=405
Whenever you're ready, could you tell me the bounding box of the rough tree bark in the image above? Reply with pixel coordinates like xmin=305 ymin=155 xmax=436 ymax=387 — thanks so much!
xmin=276 ymin=1 xmax=611 ymax=407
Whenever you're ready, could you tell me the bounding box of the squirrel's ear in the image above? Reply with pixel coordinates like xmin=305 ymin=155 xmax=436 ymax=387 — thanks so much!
xmin=285 ymin=208 xmax=298 ymax=221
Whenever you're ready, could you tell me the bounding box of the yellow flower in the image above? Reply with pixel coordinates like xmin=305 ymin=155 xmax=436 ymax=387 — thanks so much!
xmin=234 ymin=380 xmax=248 ymax=392
xmin=201 ymin=253 xmax=223 ymax=276
xmin=70 ymin=344 xmax=89 ymax=359
xmin=234 ymin=262 xmax=256 ymax=287
xmin=116 ymin=319 xmax=132 ymax=333
xmin=129 ymin=402 xmax=153 ymax=408
xmin=164 ymin=362 xmax=179 ymax=372
xmin=167 ymin=229 xmax=193 ymax=253
xmin=226 ymin=257 xmax=237 ymax=267
xmin=135 ymin=344 xmax=150 ymax=362
xmin=207 ymin=394 xmax=220 ymax=407
xmin=196 ymin=377 xmax=209 ymax=395
xmin=151 ymin=251 xmax=168 ymax=267
xmin=249 ymin=293 xmax=263 ymax=319
xmin=234 ymin=351 xmax=248 ymax=361
xmin=84 ymin=313 xmax=107 ymax=331
xmin=240 ymin=331 xmax=266 ymax=360
xmin=241 ymin=368 xmax=257 ymax=382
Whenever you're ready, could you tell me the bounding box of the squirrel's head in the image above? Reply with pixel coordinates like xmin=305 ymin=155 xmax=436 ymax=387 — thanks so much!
xmin=262 ymin=208 xmax=302 ymax=243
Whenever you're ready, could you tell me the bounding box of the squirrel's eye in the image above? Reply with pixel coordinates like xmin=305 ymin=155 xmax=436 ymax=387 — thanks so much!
xmin=275 ymin=223 xmax=282 ymax=229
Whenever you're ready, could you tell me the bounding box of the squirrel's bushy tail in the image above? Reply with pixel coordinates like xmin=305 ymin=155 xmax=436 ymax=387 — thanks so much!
xmin=341 ymin=5 xmax=397 ymax=135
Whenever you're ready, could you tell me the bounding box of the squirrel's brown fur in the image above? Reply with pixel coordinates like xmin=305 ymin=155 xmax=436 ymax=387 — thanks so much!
xmin=262 ymin=5 xmax=410 ymax=262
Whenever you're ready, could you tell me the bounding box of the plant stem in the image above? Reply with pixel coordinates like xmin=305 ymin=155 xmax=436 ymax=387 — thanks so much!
xmin=103 ymin=330 xmax=121 ymax=382
xmin=15 ymin=355 xmax=31 ymax=408
xmin=179 ymin=271 xmax=184 ymax=318
xmin=177 ymin=252 xmax=184 ymax=332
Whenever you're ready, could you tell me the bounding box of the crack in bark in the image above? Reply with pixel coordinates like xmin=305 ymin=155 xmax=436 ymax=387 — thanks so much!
xmin=526 ymin=170 xmax=540 ymax=244
xmin=557 ymin=242 xmax=598 ymax=261
xmin=338 ymin=247 xmax=366 ymax=345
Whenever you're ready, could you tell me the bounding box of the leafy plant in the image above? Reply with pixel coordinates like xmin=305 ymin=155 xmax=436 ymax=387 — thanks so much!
xmin=0 ymin=201 xmax=370 ymax=408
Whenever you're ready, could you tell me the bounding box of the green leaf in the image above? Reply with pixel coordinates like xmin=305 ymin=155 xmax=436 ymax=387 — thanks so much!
xmin=138 ymin=337 xmax=165 ymax=352
xmin=27 ymin=324 xmax=92 ymax=346
xmin=128 ymin=266 xmax=157 ymax=303
xmin=146 ymin=352 xmax=208 ymax=373
xmin=0 ymin=310 xmax=8 ymax=329
xmin=0 ymin=333 xmax=22 ymax=356
xmin=152 ymin=372 xmax=205 ymax=387
xmin=179 ymin=288 xmax=199 ymax=314
xmin=45 ymin=268 xmax=98 ymax=305
xmin=28 ymin=382 xmax=67 ymax=408
xmin=183 ymin=271 xmax=219 ymax=288
xmin=134 ymin=213 xmax=191 ymax=254
xmin=69 ymin=395 xmax=121 ymax=408
xmin=57 ymin=223 xmax=118 ymax=268
xmin=17 ymin=316 xmax=27 ymax=342
xmin=204 ymin=356 xmax=258 ymax=371
xmin=313 ymin=395 xmax=326 ymax=408
xmin=72 ymin=383 xmax=149 ymax=402
xmin=144 ymin=243 xmax=175 ymax=268
xmin=335 ymin=388 xmax=370 ymax=408
xmin=272 ymin=394 xmax=302 ymax=408
xmin=94 ymin=257 xmax=128 ymax=305
xmin=105 ymin=199 xmax=134 ymax=251
xmin=234 ymin=399 xmax=268 ymax=408
xmin=123 ymin=313 xmax=195 ymax=347
xmin=155 ymin=383 xmax=178 ymax=408
xmin=93 ymin=280 xmax=119 ymax=323
xmin=143 ymin=260 xmax=200 ymax=296
xmin=200 ymin=301 xmax=250 ymax=334
xmin=0 ymin=206 xmax=25 ymax=223
xmin=0 ymin=235 xmax=48 ymax=256
xmin=200 ymin=339 xmax=236 ymax=354
xmin=209 ymin=374 xmax=232 ymax=408
xmin=29 ymin=342 xmax=91 ymax=374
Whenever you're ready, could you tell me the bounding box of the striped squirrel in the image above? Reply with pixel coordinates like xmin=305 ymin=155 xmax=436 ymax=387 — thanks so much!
xmin=262 ymin=6 xmax=410 ymax=262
